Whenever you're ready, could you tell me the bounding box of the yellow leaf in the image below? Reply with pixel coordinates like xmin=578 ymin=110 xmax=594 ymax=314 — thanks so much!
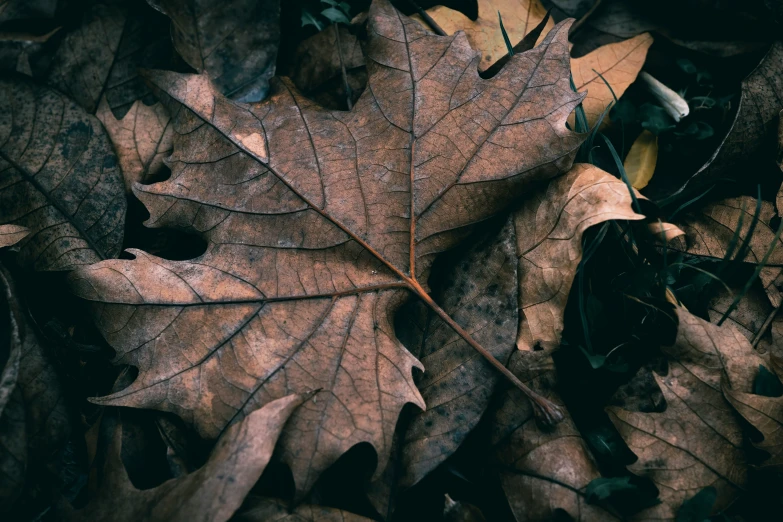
xmin=570 ymin=33 xmax=653 ymax=127
xmin=624 ymin=130 xmax=658 ymax=189
xmin=417 ymin=0 xmax=554 ymax=71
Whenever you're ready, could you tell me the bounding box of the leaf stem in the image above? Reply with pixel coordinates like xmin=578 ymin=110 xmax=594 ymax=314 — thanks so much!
xmin=408 ymin=279 xmax=565 ymax=425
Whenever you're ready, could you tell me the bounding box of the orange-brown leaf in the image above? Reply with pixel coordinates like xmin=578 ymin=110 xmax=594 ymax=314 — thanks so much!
xmin=58 ymin=394 xmax=307 ymax=522
xmin=68 ymin=0 xmax=584 ymax=497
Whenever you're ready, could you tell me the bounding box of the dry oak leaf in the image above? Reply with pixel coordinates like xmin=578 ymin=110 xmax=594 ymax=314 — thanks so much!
xmin=233 ymin=496 xmax=374 ymax=522
xmin=419 ymin=0 xmax=652 ymax=129
xmin=570 ymin=33 xmax=653 ymax=128
xmin=724 ymin=354 xmax=783 ymax=470
xmin=68 ymin=0 xmax=584 ymax=496
xmin=289 ymin=23 xmax=366 ymax=111
xmin=0 ymin=76 xmax=126 ymax=271
xmin=684 ymin=42 xmax=783 ymax=196
xmin=492 ymin=349 xmax=618 ymax=522
xmin=0 ymin=225 xmax=28 ymax=248
xmin=396 ymin=215 xmax=519 ymax=489
xmin=396 ymin=163 xmax=643 ymax=489
xmin=607 ymin=308 xmax=760 ymax=520
xmin=44 ymin=0 xmax=177 ymax=117
xmin=0 ymin=265 xmax=72 ymax=516
xmin=58 ymin=393 xmax=308 ymax=522
xmin=0 ymin=0 xmax=58 ymax=24
xmin=96 ymin=96 xmax=174 ymax=192
xmin=418 ymin=0 xmax=554 ymax=71
xmin=776 ymin=109 xmax=783 ymax=215
xmin=670 ymin=196 xmax=783 ymax=307
xmin=147 ymin=0 xmax=280 ymax=103
xmin=516 ymin=163 xmax=644 ymax=351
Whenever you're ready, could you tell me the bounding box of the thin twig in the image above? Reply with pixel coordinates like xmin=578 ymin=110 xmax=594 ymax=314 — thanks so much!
xmin=752 ymin=303 xmax=782 ymax=348
xmin=569 ymin=0 xmax=603 ymax=36
xmin=410 ymin=279 xmax=565 ymax=425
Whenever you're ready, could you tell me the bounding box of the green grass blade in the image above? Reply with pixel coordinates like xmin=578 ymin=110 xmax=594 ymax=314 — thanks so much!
xmin=667 ymin=186 xmax=716 ymax=221
xmin=728 ymin=186 xmax=762 ymax=270
xmin=718 ymin=217 xmax=783 ymax=326
xmin=498 ymin=12 xmax=514 ymax=56
xmin=600 ymin=133 xmax=642 ymax=214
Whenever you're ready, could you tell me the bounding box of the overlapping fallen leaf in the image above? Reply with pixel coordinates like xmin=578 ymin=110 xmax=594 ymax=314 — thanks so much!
xmin=2 ymin=0 xmax=783 ymax=520
xmin=67 ymin=0 xmax=584 ymax=497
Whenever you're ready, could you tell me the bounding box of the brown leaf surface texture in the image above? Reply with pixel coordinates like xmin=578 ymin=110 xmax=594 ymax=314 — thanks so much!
xmin=397 ymin=216 xmax=519 ymax=489
xmin=395 ymin=164 xmax=642 ymax=489
xmin=419 ymin=0 xmax=554 ymax=71
xmin=493 ymin=349 xmax=617 ymax=522
xmin=0 ymin=225 xmax=28 ymax=248
xmin=290 ymin=24 xmax=366 ymax=110
xmin=59 ymin=393 xmax=307 ymax=522
xmin=670 ymin=196 xmax=783 ymax=307
xmin=724 ymin=354 xmax=783 ymax=470
xmin=686 ymin=42 xmax=783 ymax=194
xmin=45 ymin=0 xmax=176 ymax=117
xmin=68 ymin=0 xmax=584 ymax=496
xmin=0 ymin=265 xmax=73 ymax=516
xmin=517 ymin=163 xmax=644 ymax=351
xmin=608 ymin=308 xmax=760 ymax=520
xmin=233 ymin=496 xmax=374 ymax=521
xmin=0 ymin=75 xmax=126 ymax=271
xmin=147 ymin=0 xmax=280 ymax=103
xmin=97 ymin=97 xmax=174 ymax=192
xmin=570 ymin=33 xmax=653 ymax=127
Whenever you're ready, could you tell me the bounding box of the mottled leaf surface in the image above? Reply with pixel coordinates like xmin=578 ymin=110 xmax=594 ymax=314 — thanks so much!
xmin=147 ymin=0 xmax=281 ymax=102
xmin=68 ymin=0 xmax=583 ymax=496
xmin=608 ymin=309 xmax=758 ymax=520
xmin=0 ymin=76 xmax=126 ymax=271
xmin=670 ymin=196 xmax=783 ymax=307
xmin=58 ymin=394 xmax=307 ymax=522
xmin=493 ymin=349 xmax=617 ymax=522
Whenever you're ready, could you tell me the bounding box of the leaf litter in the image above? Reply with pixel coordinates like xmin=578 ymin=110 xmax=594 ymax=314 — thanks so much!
xmin=1 ymin=0 xmax=783 ymax=520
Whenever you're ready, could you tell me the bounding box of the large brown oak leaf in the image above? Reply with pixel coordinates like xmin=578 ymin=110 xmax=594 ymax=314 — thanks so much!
xmin=68 ymin=0 xmax=583 ymax=495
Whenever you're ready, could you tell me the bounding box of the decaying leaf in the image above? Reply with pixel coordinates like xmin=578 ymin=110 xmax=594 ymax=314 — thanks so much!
xmin=233 ymin=496 xmax=374 ymax=522
xmin=776 ymin=109 xmax=783 ymax=214
xmin=417 ymin=0 xmax=554 ymax=71
xmin=96 ymin=97 xmax=174 ymax=192
xmin=493 ymin=349 xmax=617 ymax=522
xmin=0 ymin=76 xmax=126 ymax=271
xmin=670 ymin=196 xmax=783 ymax=307
xmin=570 ymin=33 xmax=653 ymax=127
xmin=724 ymin=353 xmax=783 ymax=470
xmin=0 ymin=265 xmax=73 ymax=517
xmin=374 ymin=164 xmax=641 ymax=494
xmin=684 ymin=42 xmax=783 ymax=196
xmin=147 ymin=0 xmax=281 ymax=103
xmin=443 ymin=494 xmax=487 ymax=522
xmin=418 ymin=0 xmax=652 ymax=129
xmin=0 ymin=225 xmax=28 ymax=248
xmin=608 ymin=308 xmax=759 ymax=520
xmin=44 ymin=0 xmax=176 ymax=117
xmin=68 ymin=0 xmax=584 ymax=496
xmin=0 ymin=27 xmax=59 ymax=77
xmin=648 ymin=221 xmax=684 ymax=242
xmin=517 ymin=163 xmax=644 ymax=351
xmin=58 ymin=393 xmax=308 ymax=522
xmin=624 ymin=130 xmax=657 ymax=190
xmin=0 ymin=0 xmax=59 ymax=23
xmin=289 ymin=23 xmax=366 ymax=110
xmin=397 ymin=216 xmax=518 ymax=489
